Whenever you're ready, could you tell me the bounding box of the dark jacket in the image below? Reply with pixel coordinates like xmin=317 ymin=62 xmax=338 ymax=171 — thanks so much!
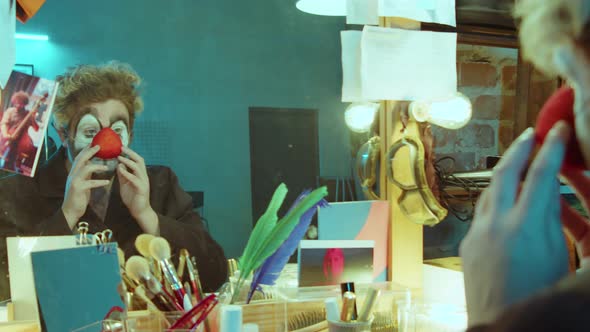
xmin=467 ymin=270 xmax=590 ymax=331
xmin=0 ymin=148 xmax=228 ymax=300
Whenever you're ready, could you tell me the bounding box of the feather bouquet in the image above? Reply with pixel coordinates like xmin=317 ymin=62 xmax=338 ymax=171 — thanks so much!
xmin=231 ymin=183 xmax=329 ymax=304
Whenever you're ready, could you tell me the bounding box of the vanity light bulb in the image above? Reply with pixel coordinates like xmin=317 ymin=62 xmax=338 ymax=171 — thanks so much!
xmin=295 ymin=0 xmax=347 ymax=16
xmin=344 ymin=102 xmax=379 ymax=133
xmin=410 ymin=92 xmax=472 ymax=130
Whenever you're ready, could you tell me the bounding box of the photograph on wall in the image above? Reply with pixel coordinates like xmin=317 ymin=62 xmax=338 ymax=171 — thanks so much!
xmin=0 ymin=70 xmax=58 ymax=177
xmin=298 ymin=240 xmax=374 ymax=287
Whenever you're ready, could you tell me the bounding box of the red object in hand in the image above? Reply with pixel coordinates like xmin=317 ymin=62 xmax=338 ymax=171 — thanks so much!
xmin=535 ymin=86 xmax=586 ymax=170
xmin=91 ymin=127 xmax=123 ymax=159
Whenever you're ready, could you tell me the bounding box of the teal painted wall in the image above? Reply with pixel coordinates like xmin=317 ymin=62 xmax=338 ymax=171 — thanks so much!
xmin=15 ymin=0 xmax=351 ymax=258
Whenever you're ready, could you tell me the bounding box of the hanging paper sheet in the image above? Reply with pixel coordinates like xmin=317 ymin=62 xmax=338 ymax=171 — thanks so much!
xmin=360 ymin=26 xmax=457 ymax=101
xmin=341 ymin=31 xmax=363 ymax=102
xmin=346 ymin=0 xmax=379 ymax=25
xmin=378 ymin=0 xmax=456 ymax=27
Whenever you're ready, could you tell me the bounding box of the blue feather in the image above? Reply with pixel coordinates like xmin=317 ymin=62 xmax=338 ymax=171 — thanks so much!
xmin=247 ymin=191 xmax=329 ymax=303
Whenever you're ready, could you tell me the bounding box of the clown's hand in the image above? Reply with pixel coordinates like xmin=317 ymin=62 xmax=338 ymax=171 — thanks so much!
xmin=117 ymin=146 xmax=158 ymax=234
xmin=560 ymin=169 xmax=590 ymax=269
xmin=62 ymin=145 xmax=110 ymax=229
xmin=460 ymin=123 xmax=571 ymax=327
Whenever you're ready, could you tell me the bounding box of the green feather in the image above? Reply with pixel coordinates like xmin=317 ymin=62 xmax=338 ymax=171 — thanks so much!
xmin=231 ymin=185 xmax=328 ymax=304
xmin=239 ymin=183 xmax=287 ymax=271
xmin=237 ymin=187 xmax=328 ymax=288
xmin=246 ymin=186 xmax=327 ymax=272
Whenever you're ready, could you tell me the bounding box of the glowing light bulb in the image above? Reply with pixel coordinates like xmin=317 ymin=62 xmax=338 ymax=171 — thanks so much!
xmin=410 ymin=92 xmax=472 ymax=130
xmin=296 ymin=0 xmax=347 ymax=16
xmin=344 ymin=102 xmax=379 ymax=133
xmin=15 ymin=33 xmax=49 ymax=41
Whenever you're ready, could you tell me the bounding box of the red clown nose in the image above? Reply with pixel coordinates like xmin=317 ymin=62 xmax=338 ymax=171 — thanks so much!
xmin=534 ymin=86 xmax=585 ymax=171
xmin=91 ymin=127 xmax=123 ymax=159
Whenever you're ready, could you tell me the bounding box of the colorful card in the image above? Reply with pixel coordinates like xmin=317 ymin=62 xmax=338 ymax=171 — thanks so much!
xmin=30 ymin=243 xmax=123 ymax=332
xmin=318 ymin=200 xmax=389 ymax=281
xmin=298 ymin=240 xmax=374 ymax=287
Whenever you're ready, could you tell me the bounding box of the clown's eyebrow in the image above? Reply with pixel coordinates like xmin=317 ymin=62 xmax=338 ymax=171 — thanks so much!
xmin=80 ymin=107 xmax=129 ymax=129
xmin=72 ymin=107 xmax=100 ymax=127
xmin=80 ymin=106 xmax=97 ymax=117
xmin=109 ymin=115 xmax=129 ymax=128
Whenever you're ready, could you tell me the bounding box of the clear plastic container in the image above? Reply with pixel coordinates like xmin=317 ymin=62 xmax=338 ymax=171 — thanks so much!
xmin=327 ymin=319 xmax=372 ymax=332
xmin=71 ymin=311 xmax=205 ymax=332
xmin=280 ymin=282 xmax=411 ymax=332
xmin=397 ymin=301 xmax=467 ymax=332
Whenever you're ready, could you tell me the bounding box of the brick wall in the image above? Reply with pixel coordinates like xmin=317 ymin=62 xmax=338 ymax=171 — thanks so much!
xmin=433 ymin=45 xmax=518 ymax=171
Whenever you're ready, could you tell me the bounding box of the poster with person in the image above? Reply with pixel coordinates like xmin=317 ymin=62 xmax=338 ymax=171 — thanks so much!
xmin=0 ymin=70 xmax=58 ymax=177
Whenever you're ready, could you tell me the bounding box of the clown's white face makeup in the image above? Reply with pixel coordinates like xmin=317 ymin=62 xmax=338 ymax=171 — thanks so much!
xmin=66 ymin=99 xmax=131 ymax=175
xmin=72 ymin=116 xmax=130 ymax=151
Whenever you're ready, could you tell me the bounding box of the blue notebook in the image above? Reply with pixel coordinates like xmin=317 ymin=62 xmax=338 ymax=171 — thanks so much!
xmin=31 ymin=243 xmax=124 ymax=332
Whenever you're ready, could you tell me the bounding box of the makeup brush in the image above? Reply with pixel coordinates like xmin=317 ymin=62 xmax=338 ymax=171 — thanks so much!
xmin=185 ymin=254 xmax=211 ymax=332
xmin=180 ymin=250 xmax=204 ymax=303
xmin=117 ymin=248 xmax=125 ymax=269
xmin=135 ymin=234 xmax=162 ymax=280
xmin=117 ymin=247 xmax=139 ymax=294
xmin=134 ymin=234 xmax=154 ymax=257
xmin=125 ymin=255 xmax=181 ymax=312
xmin=149 ymin=237 xmax=192 ymax=311
xmin=115 ymin=247 xmax=135 ymax=308
xmin=193 ymin=256 xmax=222 ymax=298
xmin=177 ymin=251 xmax=187 ymax=279
xmin=132 ymin=282 xmax=158 ymax=311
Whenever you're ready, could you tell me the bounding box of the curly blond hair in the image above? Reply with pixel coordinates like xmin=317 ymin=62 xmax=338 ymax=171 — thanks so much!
xmin=514 ymin=0 xmax=590 ymax=76
xmin=53 ymin=62 xmax=144 ymax=132
xmin=10 ymin=91 xmax=29 ymax=106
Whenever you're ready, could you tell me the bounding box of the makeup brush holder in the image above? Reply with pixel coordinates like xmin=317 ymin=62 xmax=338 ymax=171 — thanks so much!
xmin=218 ymin=276 xmax=279 ymax=305
xmin=327 ymin=319 xmax=372 ymax=332
xmin=215 ymin=280 xmax=287 ymax=332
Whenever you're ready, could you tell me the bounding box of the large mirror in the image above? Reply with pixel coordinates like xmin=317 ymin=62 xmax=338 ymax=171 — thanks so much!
xmin=10 ymin=1 xmax=351 ymax=260
xmin=6 ymin=0 xmax=560 ymax=263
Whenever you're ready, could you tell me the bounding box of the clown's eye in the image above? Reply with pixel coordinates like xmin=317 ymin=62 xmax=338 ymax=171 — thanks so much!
xmin=111 ymin=121 xmax=128 ymax=138
xmin=83 ymin=128 xmax=98 ymax=138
